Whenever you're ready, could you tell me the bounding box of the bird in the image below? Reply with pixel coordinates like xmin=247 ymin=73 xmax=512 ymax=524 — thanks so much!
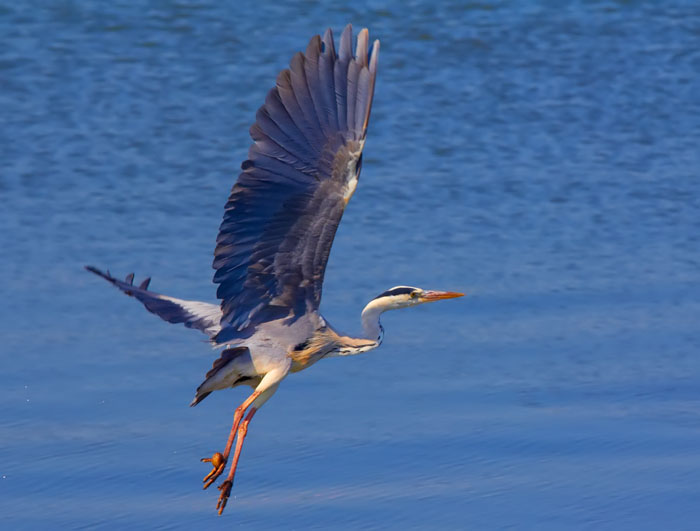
xmin=86 ymin=24 xmax=463 ymax=515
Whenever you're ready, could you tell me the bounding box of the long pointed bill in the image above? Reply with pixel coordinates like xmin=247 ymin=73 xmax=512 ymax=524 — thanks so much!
xmin=421 ymin=290 xmax=465 ymax=302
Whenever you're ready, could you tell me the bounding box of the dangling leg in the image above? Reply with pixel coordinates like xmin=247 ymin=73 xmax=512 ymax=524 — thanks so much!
xmin=216 ymin=380 xmax=281 ymax=515
xmin=201 ymin=389 xmax=261 ymax=489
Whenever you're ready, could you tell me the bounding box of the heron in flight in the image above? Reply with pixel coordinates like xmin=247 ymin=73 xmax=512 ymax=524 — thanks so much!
xmin=87 ymin=25 xmax=463 ymax=515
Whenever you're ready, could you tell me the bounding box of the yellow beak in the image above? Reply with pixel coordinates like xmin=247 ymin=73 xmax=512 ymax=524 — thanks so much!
xmin=421 ymin=290 xmax=465 ymax=302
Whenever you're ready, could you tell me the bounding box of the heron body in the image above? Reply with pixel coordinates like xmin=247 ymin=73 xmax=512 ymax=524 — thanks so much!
xmin=87 ymin=25 xmax=463 ymax=515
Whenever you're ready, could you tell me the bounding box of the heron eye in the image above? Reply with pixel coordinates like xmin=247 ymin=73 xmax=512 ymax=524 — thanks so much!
xmin=410 ymin=292 xmax=418 ymax=299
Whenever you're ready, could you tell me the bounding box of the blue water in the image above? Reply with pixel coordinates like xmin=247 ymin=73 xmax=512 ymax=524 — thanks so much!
xmin=3 ymin=1 xmax=700 ymax=529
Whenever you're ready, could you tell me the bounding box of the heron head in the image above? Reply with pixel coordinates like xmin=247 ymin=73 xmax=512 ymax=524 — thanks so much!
xmin=371 ymin=286 xmax=464 ymax=311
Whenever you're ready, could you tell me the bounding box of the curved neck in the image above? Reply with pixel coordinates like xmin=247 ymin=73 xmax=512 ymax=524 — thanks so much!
xmin=361 ymin=299 xmax=386 ymax=343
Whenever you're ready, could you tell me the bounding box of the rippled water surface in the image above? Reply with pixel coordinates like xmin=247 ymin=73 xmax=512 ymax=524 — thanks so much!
xmin=3 ymin=1 xmax=700 ymax=529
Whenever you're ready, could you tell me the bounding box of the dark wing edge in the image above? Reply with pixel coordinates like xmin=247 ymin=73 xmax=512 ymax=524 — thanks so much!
xmin=212 ymin=25 xmax=380 ymax=342
xmin=85 ymin=266 xmax=222 ymax=338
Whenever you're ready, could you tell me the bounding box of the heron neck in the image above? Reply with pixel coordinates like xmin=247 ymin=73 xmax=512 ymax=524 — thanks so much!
xmin=361 ymin=300 xmax=385 ymax=343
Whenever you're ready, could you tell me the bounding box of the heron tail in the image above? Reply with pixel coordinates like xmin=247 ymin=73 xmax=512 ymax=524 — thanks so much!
xmin=190 ymin=347 xmax=256 ymax=406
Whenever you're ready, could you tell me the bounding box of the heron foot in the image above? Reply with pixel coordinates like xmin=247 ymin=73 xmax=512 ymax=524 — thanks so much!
xmin=201 ymin=452 xmax=226 ymax=489
xmin=217 ymin=480 xmax=233 ymax=515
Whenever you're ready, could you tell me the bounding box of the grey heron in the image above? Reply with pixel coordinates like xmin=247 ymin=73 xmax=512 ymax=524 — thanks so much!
xmin=87 ymin=25 xmax=463 ymax=515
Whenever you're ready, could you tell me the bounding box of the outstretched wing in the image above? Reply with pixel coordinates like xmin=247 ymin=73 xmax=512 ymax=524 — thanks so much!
xmin=86 ymin=266 xmax=222 ymax=338
xmin=213 ymin=25 xmax=380 ymax=343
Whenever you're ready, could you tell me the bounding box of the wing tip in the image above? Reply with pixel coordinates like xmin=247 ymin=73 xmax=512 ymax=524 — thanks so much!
xmin=340 ymin=24 xmax=353 ymax=60
xmin=306 ymin=33 xmax=322 ymax=58
xmin=85 ymin=265 xmax=113 ymax=282
xmin=356 ymin=28 xmax=369 ymax=59
xmin=322 ymin=27 xmax=336 ymax=57
xmin=369 ymin=39 xmax=380 ymax=75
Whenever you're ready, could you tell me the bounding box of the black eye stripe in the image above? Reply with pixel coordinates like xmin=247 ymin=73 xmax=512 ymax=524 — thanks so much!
xmin=374 ymin=287 xmax=415 ymax=300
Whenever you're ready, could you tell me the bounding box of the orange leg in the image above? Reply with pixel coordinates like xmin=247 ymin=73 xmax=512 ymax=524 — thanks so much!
xmin=201 ymin=390 xmax=260 ymax=489
xmin=216 ymin=407 xmax=257 ymax=515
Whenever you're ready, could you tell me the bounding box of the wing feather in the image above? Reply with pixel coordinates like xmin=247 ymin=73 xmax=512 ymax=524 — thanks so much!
xmin=321 ymin=29 xmax=339 ymax=132
xmin=346 ymin=61 xmax=360 ymax=138
xmin=304 ymin=35 xmax=331 ymax=137
xmin=289 ymin=53 xmax=325 ymax=145
xmin=86 ymin=266 xmax=222 ymax=338
xmin=251 ymin=110 xmax=313 ymax=168
xmin=355 ymin=28 xmax=369 ymax=68
xmin=355 ymin=67 xmax=371 ymax=136
xmin=276 ymin=70 xmax=321 ymax=154
xmin=213 ymin=25 xmax=379 ymax=343
xmin=339 ymin=24 xmax=353 ymax=61
xmin=334 ymin=25 xmax=353 ymax=134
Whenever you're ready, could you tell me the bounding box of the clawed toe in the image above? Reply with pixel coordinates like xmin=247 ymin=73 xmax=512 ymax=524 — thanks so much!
xmin=217 ymin=480 xmax=233 ymax=515
xmin=201 ymin=452 xmax=226 ymax=489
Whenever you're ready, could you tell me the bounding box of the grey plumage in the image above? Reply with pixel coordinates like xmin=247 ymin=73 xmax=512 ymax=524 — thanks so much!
xmin=85 ymin=266 xmax=221 ymax=338
xmin=86 ymin=22 xmax=380 ymax=373
xmin=85 ymin=27 xmax=465 ymax=515
xmin=213 ymin=25 xmax=379 ymax=343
